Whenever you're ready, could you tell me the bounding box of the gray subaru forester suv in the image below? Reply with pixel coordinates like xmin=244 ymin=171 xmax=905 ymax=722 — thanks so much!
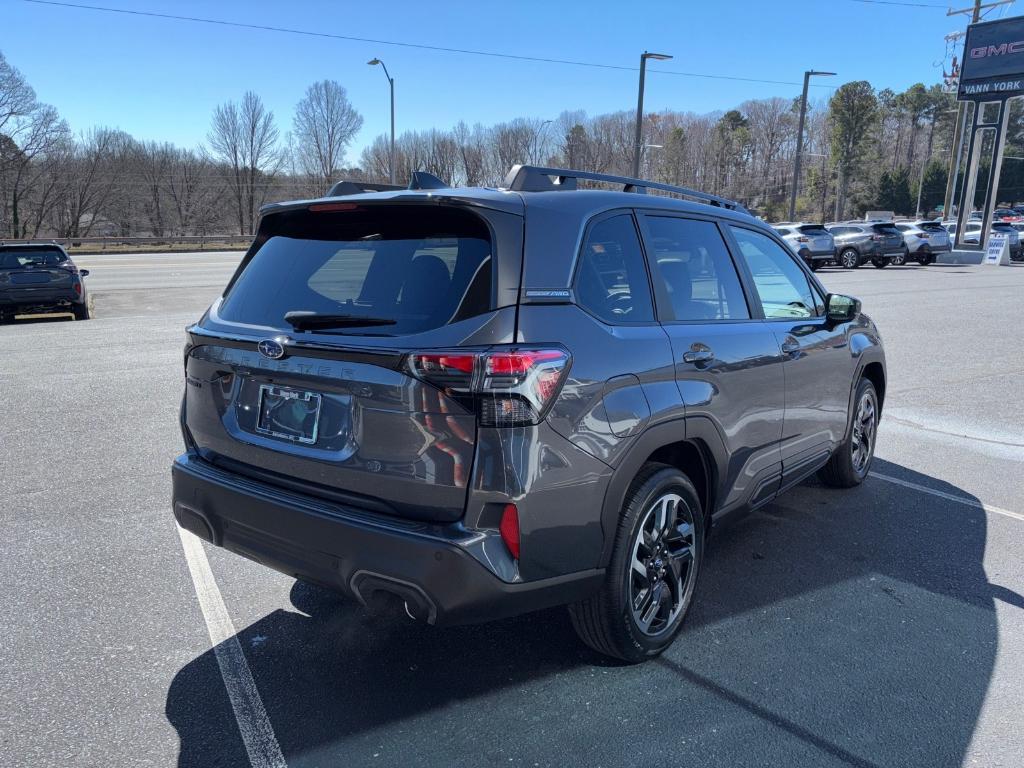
xmin=172 ymin=165 xmax=886 ymax=662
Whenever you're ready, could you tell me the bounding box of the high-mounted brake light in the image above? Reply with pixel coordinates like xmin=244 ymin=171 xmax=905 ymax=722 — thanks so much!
xmin=406 ymin=347 xmax=570 ymax=428
xmin=308 ymin=203 xmax=360 ymax=212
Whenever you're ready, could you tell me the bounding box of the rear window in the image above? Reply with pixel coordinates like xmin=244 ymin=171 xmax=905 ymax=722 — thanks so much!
xmin=773 ymin=228 xmax=791 ymax=236
xmin=797 ymin=225 xmax=828 ymax=235
xmin=871 ymin=224 xmax=900 ymax=234
xmin=992 ymin=222 xmax=1014 ymax=230
xmin=918 ymin=222 xmax=945 ymax=232
xmin=0 ymin=247 xmax=68 ymax=268
xmin=218 ymin=206 xmax=493 ymax=335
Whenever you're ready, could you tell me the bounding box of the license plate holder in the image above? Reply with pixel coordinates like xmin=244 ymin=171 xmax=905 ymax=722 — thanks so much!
xmin=255 ymin=384 xmax=322 ymax=445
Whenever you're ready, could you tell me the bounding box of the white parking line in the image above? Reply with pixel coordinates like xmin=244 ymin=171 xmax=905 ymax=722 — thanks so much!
xmin=871 ymin=471 xmax=1024 ymax=523
xmin=176 ymin=526 xmax=288 ymax=768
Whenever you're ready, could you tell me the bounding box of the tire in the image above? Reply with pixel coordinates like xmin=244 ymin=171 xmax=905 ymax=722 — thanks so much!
xmin=818 ymin=378 xmax=879 ymax=488
xmin=838 ymin=248 xmax=860 ymax=269
xmin=916 ymin=249 xmax=931 ymax=266
xmin=72 ymin=302 xmax=91 ymax=321
xmin=891 ymin=249 xmax=907 ymax=266
xmin=569 ymin=463 xmax=705 ymax=663
xmin=871 ymin=257 xmax=889 ymax=268
xmin=809 ymin=260 xmax=820 ymax=271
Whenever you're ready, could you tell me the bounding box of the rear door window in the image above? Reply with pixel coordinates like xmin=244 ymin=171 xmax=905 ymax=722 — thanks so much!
xmin=644 ymin=216 xmax=749 ymax=321
xmin=218 ymin=206 xmax=493 ymax=335
xmin=574 ymin=214 xmax=654 ymax=323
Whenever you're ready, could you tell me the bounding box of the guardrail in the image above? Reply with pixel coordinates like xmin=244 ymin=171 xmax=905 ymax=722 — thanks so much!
xmin=0 ymin=235 xmax=253 ymax=252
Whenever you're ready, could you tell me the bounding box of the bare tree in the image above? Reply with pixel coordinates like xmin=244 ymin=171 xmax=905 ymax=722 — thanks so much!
xmin=292 ymin=80 xmax=363 ymax=194
xmin=208 ymin=91 xmax=280 ymax=235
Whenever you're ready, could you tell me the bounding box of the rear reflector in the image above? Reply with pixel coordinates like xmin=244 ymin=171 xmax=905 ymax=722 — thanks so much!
xmin=499 ymin=503 xmax=520 ymax=560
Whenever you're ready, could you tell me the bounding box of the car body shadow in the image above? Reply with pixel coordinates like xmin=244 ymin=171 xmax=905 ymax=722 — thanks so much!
xmin=166 ymin=459 xmax=1007 ymax=767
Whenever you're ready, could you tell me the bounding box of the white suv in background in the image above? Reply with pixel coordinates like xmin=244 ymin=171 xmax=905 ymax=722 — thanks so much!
xmin=893 ymin=221 xmax=951 ymax=265
xmin=771 ymin=223 xmax=836 ymax=270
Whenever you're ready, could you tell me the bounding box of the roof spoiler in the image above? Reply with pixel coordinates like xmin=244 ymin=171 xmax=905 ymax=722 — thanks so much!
xmin=326 ymin=171 xmax=449 ymax=198
xmin=502 ymin=164 xmax=748 ymax=213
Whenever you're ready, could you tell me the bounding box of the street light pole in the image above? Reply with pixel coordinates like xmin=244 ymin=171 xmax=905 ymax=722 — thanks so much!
xmin=368 ymin=58 xmax=395 ymax=184
xmin=789 ymin=69 xmax=835 ymax=221
xmin=632 ymin=51 xmax=672 ymax=178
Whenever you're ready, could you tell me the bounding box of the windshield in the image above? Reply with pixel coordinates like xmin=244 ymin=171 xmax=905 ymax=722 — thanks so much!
xmin=218 ymin=206 xmax=493 ymax=335
xmin=918 ymin=222 xmax=945 ymax=232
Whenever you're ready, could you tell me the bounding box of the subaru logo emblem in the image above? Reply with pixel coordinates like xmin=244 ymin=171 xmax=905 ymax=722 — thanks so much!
xmin=258 ymin=338 xmax=286 ymax=360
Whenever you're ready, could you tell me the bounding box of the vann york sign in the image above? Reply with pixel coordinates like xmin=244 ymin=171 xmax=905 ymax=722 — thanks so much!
xmin=959 ymin=16 xmax=1024 ymax=100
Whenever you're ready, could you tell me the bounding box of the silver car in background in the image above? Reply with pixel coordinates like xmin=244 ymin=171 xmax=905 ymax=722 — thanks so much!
xmin=945 ymin=220 xmax=1021 ymax=258
xmin=892 ymin=221 xmax=950 ymax=265
xmin=771 ymin=223 xmax=836 ymax=270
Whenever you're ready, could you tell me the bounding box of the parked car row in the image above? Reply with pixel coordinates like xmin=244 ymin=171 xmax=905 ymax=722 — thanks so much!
xmin=771 ymin=219 xmax=950 ymax=269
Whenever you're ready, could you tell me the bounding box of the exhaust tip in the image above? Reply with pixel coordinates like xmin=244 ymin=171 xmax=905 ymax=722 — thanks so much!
xmin=350 ymin=570 xmax=437 ymax=624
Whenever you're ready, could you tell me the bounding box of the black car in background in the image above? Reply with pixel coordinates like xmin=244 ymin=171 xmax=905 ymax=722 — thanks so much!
xmin=0 ymin=243 xmax=91 ymax=322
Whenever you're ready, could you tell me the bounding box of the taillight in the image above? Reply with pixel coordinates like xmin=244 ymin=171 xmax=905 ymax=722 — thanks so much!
xmin=795 ymin=236 xmax=810 ymax=243
xmin=406 ymin=346 xmax=570 ymax=427
xmin=870 ymin=234 xmax=885 ymax=241
xmin=499 ymin=503 xmax=520 ymax=560
xmin=73 ymin=283 xmax=82 ymax=295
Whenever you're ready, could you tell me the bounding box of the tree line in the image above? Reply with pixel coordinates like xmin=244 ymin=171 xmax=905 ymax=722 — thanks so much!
xmin=4 ymin=47 xmax=1024 ymax=240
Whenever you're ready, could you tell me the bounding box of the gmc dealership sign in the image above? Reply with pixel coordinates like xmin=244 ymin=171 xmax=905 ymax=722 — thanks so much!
xmin=959 ymin=16 xmax=1024 ymax=99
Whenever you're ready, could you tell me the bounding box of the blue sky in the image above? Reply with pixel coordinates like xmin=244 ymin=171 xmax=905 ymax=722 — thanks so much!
xmin=3 ymin=0 xmax=1017 ymax=160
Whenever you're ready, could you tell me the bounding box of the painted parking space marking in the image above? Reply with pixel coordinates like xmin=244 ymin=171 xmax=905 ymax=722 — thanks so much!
xmin=176 ymin=526 xmax=288 ymax=768
xmin=871 ymin=471 xmax=1024 ymax=523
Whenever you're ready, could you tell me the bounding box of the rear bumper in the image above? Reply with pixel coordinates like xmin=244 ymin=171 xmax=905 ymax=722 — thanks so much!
xmin=0 ymin=288 xmax=85 ymax=313
xmin=171 ymin=452 xmax=603 ymax=625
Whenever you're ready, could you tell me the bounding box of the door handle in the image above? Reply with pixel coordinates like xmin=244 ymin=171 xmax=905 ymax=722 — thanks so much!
xmin=781 ymin=337 xmax=800 ymax=356
xmin=683 ymin=346 xmax=714 ymax=364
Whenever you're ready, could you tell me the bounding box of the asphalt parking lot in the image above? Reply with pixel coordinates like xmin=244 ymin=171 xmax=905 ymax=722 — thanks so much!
xmin=2 ymin=253 xmax=1023 ymax=767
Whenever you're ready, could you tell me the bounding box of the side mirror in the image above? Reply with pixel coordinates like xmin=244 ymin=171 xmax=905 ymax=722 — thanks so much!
xmin=78 ymin=269 xmax=90 ymax=277
xmin=826 ymin=293 xmax=861 ymax=322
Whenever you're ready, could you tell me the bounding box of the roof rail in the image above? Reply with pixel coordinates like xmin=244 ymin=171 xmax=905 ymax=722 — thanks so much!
xmin=326 ymin=171 xmax=450 ymax=198
xmin=502 ymin=164 xmax=748 ymax=213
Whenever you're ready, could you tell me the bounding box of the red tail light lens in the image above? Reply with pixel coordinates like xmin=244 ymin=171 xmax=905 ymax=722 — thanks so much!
xmin=405 ymin=346 xmax=570 ymax=427
xmin=795 ymin=236 xmax=810 ymax=243
xmin=499 ymin=503 xmax=520 ymax=560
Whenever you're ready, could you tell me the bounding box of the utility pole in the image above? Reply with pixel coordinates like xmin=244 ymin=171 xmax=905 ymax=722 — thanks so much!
xmin=789 ymin=69 xmax=835 ymax=221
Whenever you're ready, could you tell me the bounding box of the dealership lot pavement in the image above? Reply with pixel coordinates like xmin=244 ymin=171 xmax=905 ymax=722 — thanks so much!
xmin=2 ymin=254 xmax=1023 ymax=767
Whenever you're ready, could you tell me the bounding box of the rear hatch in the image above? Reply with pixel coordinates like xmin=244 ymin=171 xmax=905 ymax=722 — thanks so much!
xmin=870 ymin=223 xmax=904 ymax=252
xmin=183 ymin=201 xmax=525 ymax=523
xmin=796 ymin=224 xmax=834 ymax=252
xmin=0 ymin=247 xmax=75 ymax=303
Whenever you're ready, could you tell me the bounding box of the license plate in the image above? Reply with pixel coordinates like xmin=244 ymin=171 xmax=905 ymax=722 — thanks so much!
xmin=255 ymin=384 xmax=322 ymax=445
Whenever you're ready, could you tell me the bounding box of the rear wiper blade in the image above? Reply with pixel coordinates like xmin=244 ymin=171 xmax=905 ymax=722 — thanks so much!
xmin=284 ymin=311 xmax=397 ymax=330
